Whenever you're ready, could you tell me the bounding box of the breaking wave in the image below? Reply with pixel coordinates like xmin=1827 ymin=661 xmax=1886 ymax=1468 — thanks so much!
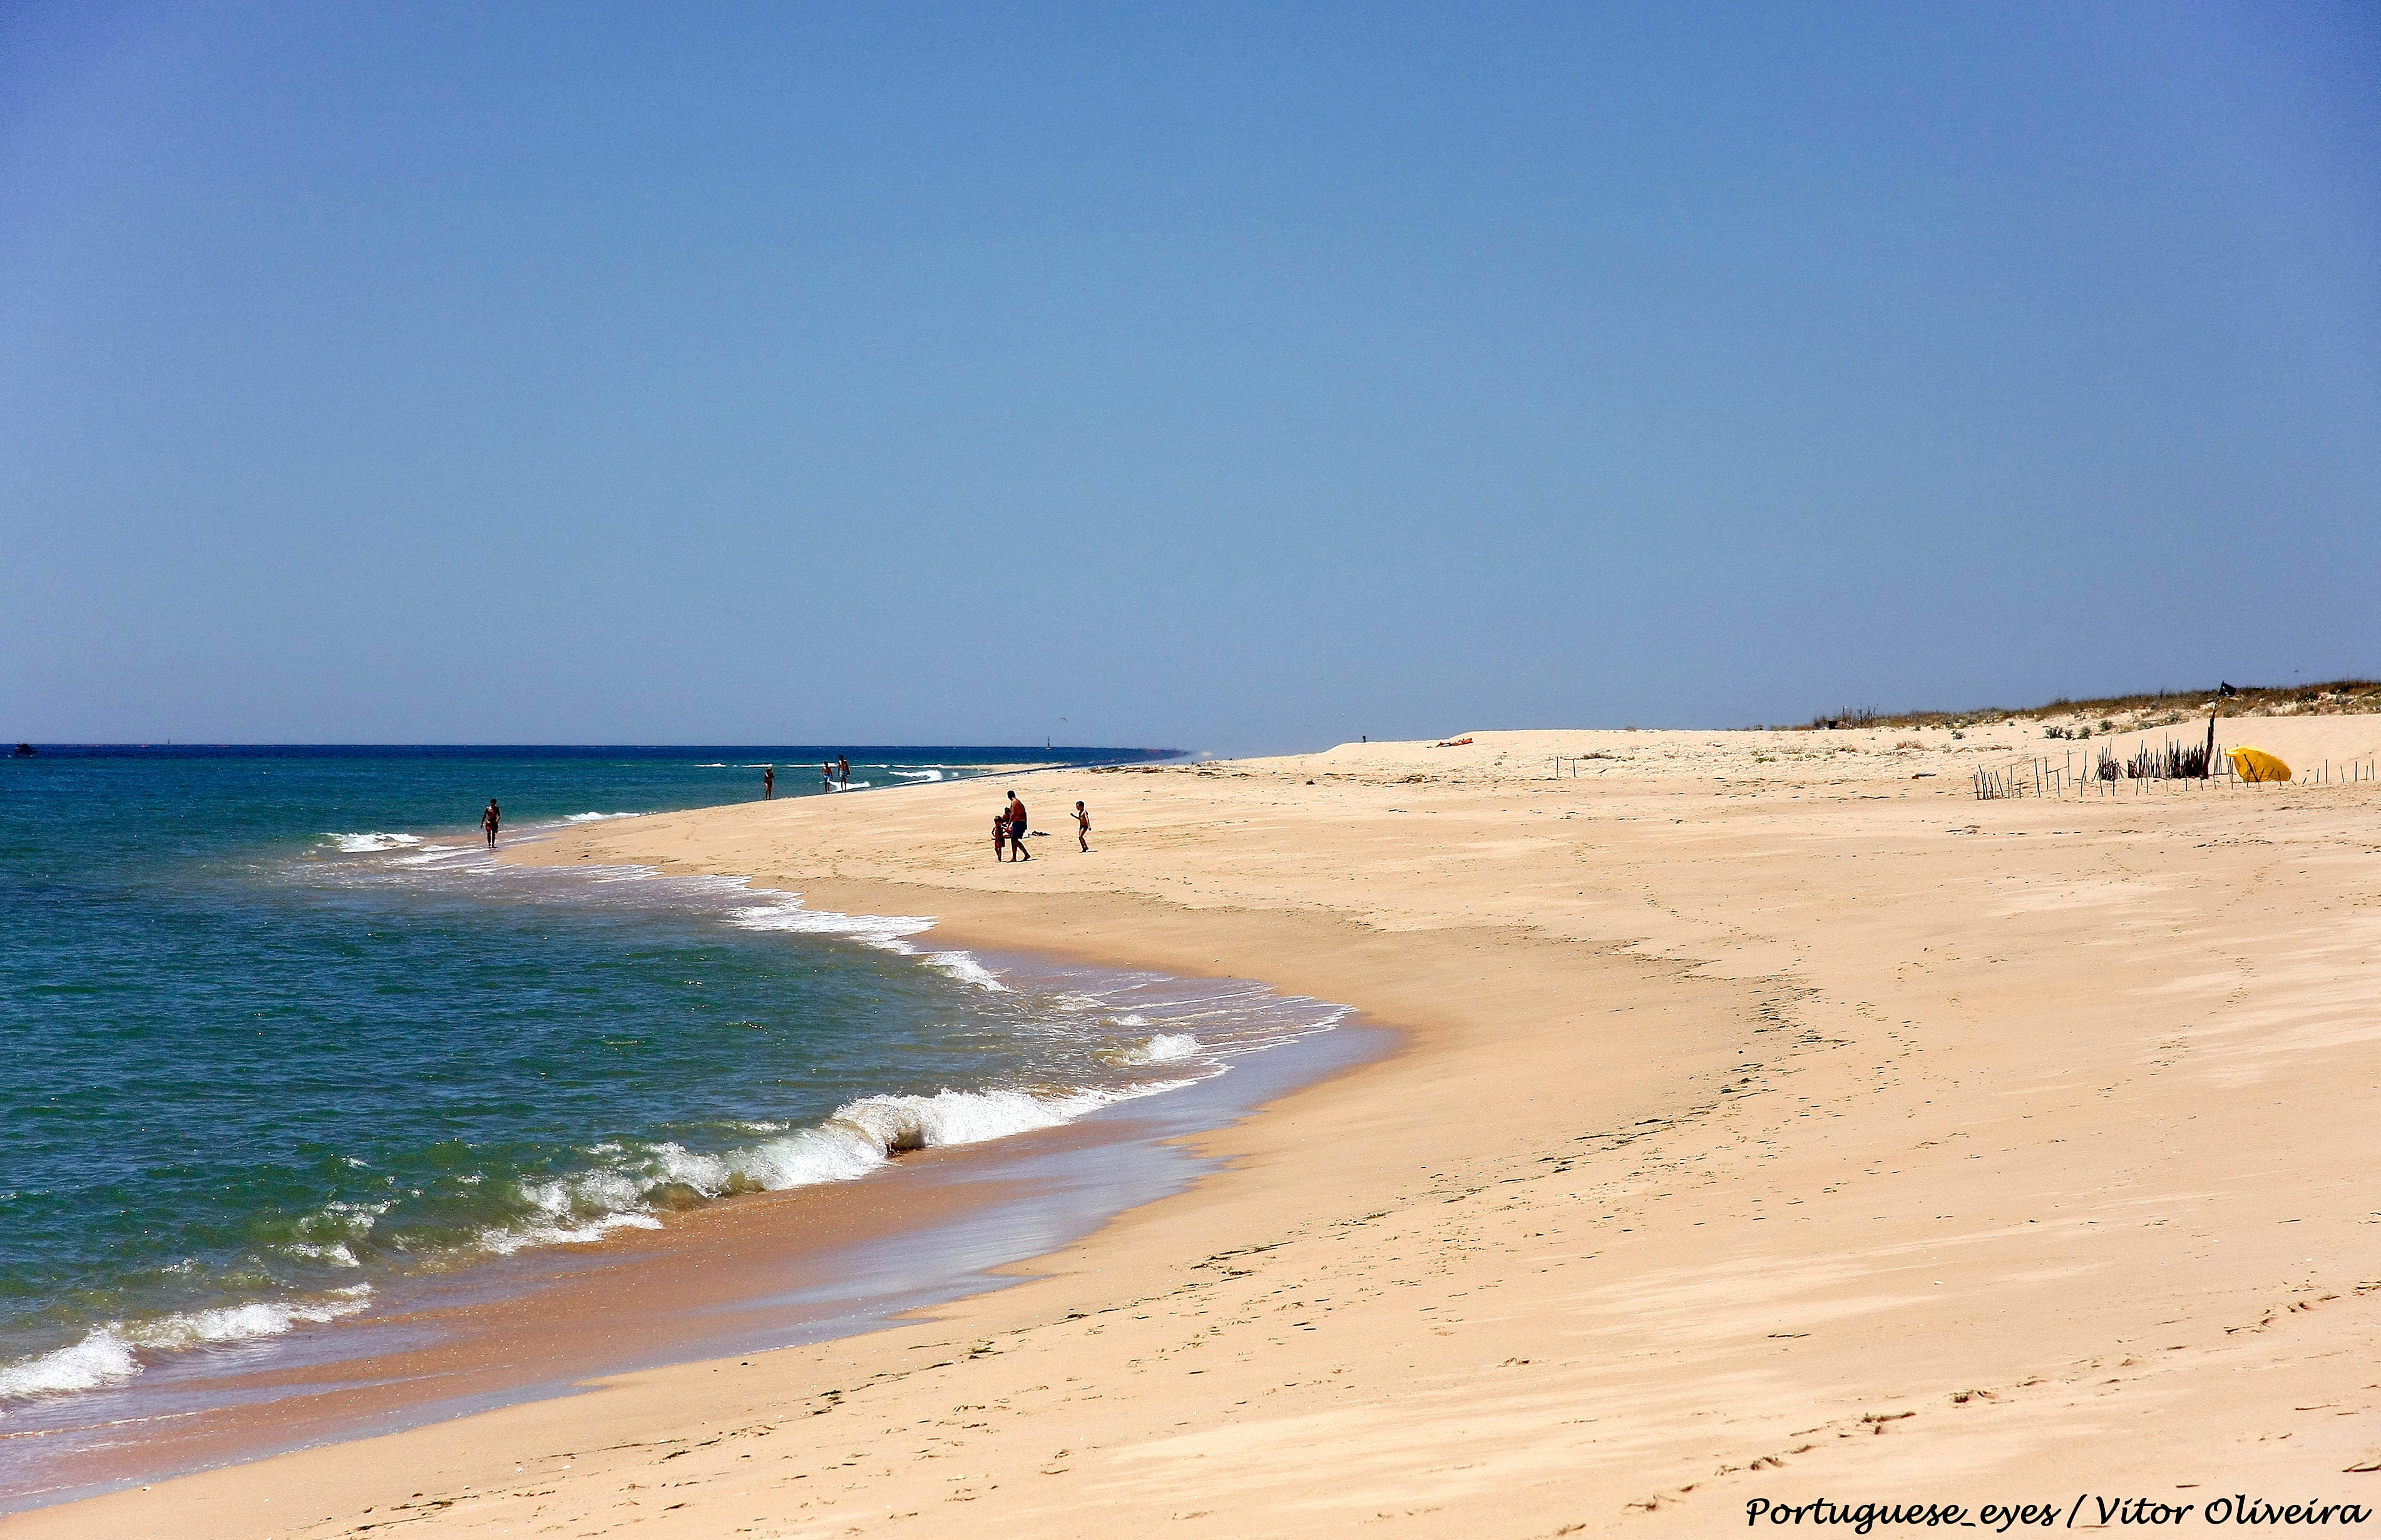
xmin=464 ymin=1083 xmax=1180 ymax=1261
xmin=1119 ymin=1033 xmax=1201 ymax=1064
xmin=325 ymin=832 xmax=421 ymax=852
xmin=0 ymin=1290 xmax=373 ymax=1404
xmin=722 ymin=895 xmax=1008 ymax=989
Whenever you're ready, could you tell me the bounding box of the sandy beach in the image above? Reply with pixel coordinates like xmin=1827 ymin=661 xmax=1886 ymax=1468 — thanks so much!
xmin=18 ymin=717 xmax=2381 ymax=1537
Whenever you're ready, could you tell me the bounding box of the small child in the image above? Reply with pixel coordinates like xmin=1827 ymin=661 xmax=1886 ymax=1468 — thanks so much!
xmin=1075 ymin=800 xmax=1090 ymax=852
xmin=992 ymin=810 xmax=1009 ymax=862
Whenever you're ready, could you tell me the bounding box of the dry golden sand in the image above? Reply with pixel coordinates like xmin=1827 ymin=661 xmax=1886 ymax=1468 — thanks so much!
xmin=19 ymin=721 xmax=2381 ymax=1538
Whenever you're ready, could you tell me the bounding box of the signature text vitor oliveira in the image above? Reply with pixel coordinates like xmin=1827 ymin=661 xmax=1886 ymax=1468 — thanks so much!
xmin=1744 ymin=1495 xmax=2374 ymax=1531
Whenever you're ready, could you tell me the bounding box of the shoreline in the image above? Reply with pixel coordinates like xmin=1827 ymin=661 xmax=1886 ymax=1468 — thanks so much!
xmin=0 ymin=922 xmax=1376 ymax=1516
xmin=19 ymin=723 xmax=2381 ymax=1537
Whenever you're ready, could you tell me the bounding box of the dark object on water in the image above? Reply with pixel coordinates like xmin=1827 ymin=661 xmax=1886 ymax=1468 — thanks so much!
xmin=11 ymin=743 xmax=33 ymax=756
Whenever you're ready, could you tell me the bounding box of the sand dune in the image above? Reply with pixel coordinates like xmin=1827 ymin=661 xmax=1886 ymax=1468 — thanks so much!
xmin=22 ymin=725 xmax=2381 ymax=1537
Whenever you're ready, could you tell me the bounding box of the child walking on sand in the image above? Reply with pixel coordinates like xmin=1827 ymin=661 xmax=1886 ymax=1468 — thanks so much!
xmin=991 ymin=809 xmax=1008 ymax=862
xmin=1075 ymin=800 xmax=1090 ymax=852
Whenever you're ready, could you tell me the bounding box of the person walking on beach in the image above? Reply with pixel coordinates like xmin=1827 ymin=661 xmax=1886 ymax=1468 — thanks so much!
xmin=992 ymin=808 xmax=1010 ymax=862
xmin=1075 ymin=800 xmax=1090 ymax=852
xmin=837 ymin=755 xmax=850 ymax=786
xmin=762 ymin=765 xmax=774 ymax=800
xmin=481 ymin=799 xmax=501 ymax=849
xmin=1005 ymin=792 xmax=1030 ymax=860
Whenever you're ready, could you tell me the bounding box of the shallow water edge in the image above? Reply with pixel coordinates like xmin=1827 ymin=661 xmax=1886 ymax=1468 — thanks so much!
xmin=0 ymin=932 xmax=1385 ymax=1515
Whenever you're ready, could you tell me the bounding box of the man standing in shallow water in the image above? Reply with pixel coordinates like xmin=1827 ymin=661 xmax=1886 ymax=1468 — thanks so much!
xmin=481 ymin=799 xmax=501 ymax=849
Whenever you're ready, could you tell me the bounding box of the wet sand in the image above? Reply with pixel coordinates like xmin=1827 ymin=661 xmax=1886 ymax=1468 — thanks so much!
xmin=16 ymin=719 xmax=2381 ymax=1538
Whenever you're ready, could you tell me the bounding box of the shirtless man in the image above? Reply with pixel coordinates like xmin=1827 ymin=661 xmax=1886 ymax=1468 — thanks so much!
xmin=821 ymin=760 xmax=834 ymax=792
xmin=1005 ymin=792 xmax=1030 ymax=860
xmin=837 ymin=755 xmax=850 ymax=785
xmin=481 ymin=799 xmax=501 ymax=849
xmin=762 ymin=765 xmax=774 ymax=800
xmin=1075 ymin=800 xmax=1090 ymax=852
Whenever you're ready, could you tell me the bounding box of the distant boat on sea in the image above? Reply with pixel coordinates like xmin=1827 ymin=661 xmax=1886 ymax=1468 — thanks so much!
xmin=11 ymin=743 xmax=34 ymax=756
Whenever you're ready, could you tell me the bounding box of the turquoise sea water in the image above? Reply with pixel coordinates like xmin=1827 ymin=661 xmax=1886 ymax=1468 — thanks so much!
xmin=0 ymin=746 xmax=1333 ymax=1430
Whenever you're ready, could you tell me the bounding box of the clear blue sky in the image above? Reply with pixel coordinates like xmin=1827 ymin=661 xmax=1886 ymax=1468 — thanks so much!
xmin=4 ymin=3 xmax=2375 ymax=752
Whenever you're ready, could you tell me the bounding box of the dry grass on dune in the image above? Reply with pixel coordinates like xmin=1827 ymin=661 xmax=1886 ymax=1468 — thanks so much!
xmin=1786 ymin=678 xmax=2381 ymax=734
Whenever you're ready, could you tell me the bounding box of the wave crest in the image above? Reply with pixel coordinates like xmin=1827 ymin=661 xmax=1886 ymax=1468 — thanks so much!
xmin=460 ymin=1083 xmax=1178 ymax=1263
xmin=0 ymin=1290 xmax=373 ymax=1405
xmin=1118 ymin=1033 xmax=1201 ymax=1064
xmin=325 ymin=832 xmax=421 ymax=852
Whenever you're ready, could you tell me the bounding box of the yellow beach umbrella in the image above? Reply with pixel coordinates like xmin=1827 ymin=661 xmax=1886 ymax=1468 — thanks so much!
xmin=2226 ymin=746 xmax=2291 ymax=783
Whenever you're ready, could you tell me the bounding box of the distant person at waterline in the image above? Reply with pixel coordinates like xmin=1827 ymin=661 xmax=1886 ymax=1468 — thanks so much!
xmin=838 ymin=755 xmax=851 ymax=785
xmin=481 ymin=799 xmax=501 ymax=849
xmin=762 ymin=765 xmax=774 ymax=800
xmin=1006 ymin=792 xmax=1030 ymax=860
xmin=1075 ymin=800 xmax=1090 ymax=852
xmin=821 ymin=760 xmax=834 ymax=792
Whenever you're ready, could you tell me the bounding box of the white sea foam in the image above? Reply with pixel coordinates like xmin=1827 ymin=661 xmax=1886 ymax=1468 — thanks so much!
xmin=729 ymin=899 xmax=1000 ymax=987
xmin=725 ymin=899 xmax=938 ymax=951
xmin=919 ymin=952 xmax=1007 ymax=991
xmin=130 ymin=1295 xmax=371 ymax=1349
xmin=481 ymin=1182 xmax=664 ymax=1255
xmin=453 ymin=1082 xmax=1187 ymax=1263
xmin=1120 ymin=1033 xmax=1201 ymax=1064
xmin=563 ymin=812 xmax=644 ymax=824
xmin=0 ymin=1289 xmax=373 ymax=1406
xmin=277 ymin=1198 xmax=384 ymax=1265
xmin=0 ymin=1330 xmax=140 ymax=1399
xmin=891 ymin=768 xmax=943 ymax=781
xmin=387 ymin=844 xmax=468 ymax=866
xmin=283 ymin=1242 xmax=361 ymax=1267
xmin=326 ymin=833 xmax=421 ymax=853
xmin=665 ymin=1085 xmax=1165 ymax=1193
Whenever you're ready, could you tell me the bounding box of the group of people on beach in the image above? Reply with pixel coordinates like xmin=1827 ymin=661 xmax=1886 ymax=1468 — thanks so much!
xmin=993 ymin=793 xmax=1089 ymax=861
xmin=473 ymin=777 xmax=1090 ymax=864
xmin=758 ymin=758 xmax=849 ymax=800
